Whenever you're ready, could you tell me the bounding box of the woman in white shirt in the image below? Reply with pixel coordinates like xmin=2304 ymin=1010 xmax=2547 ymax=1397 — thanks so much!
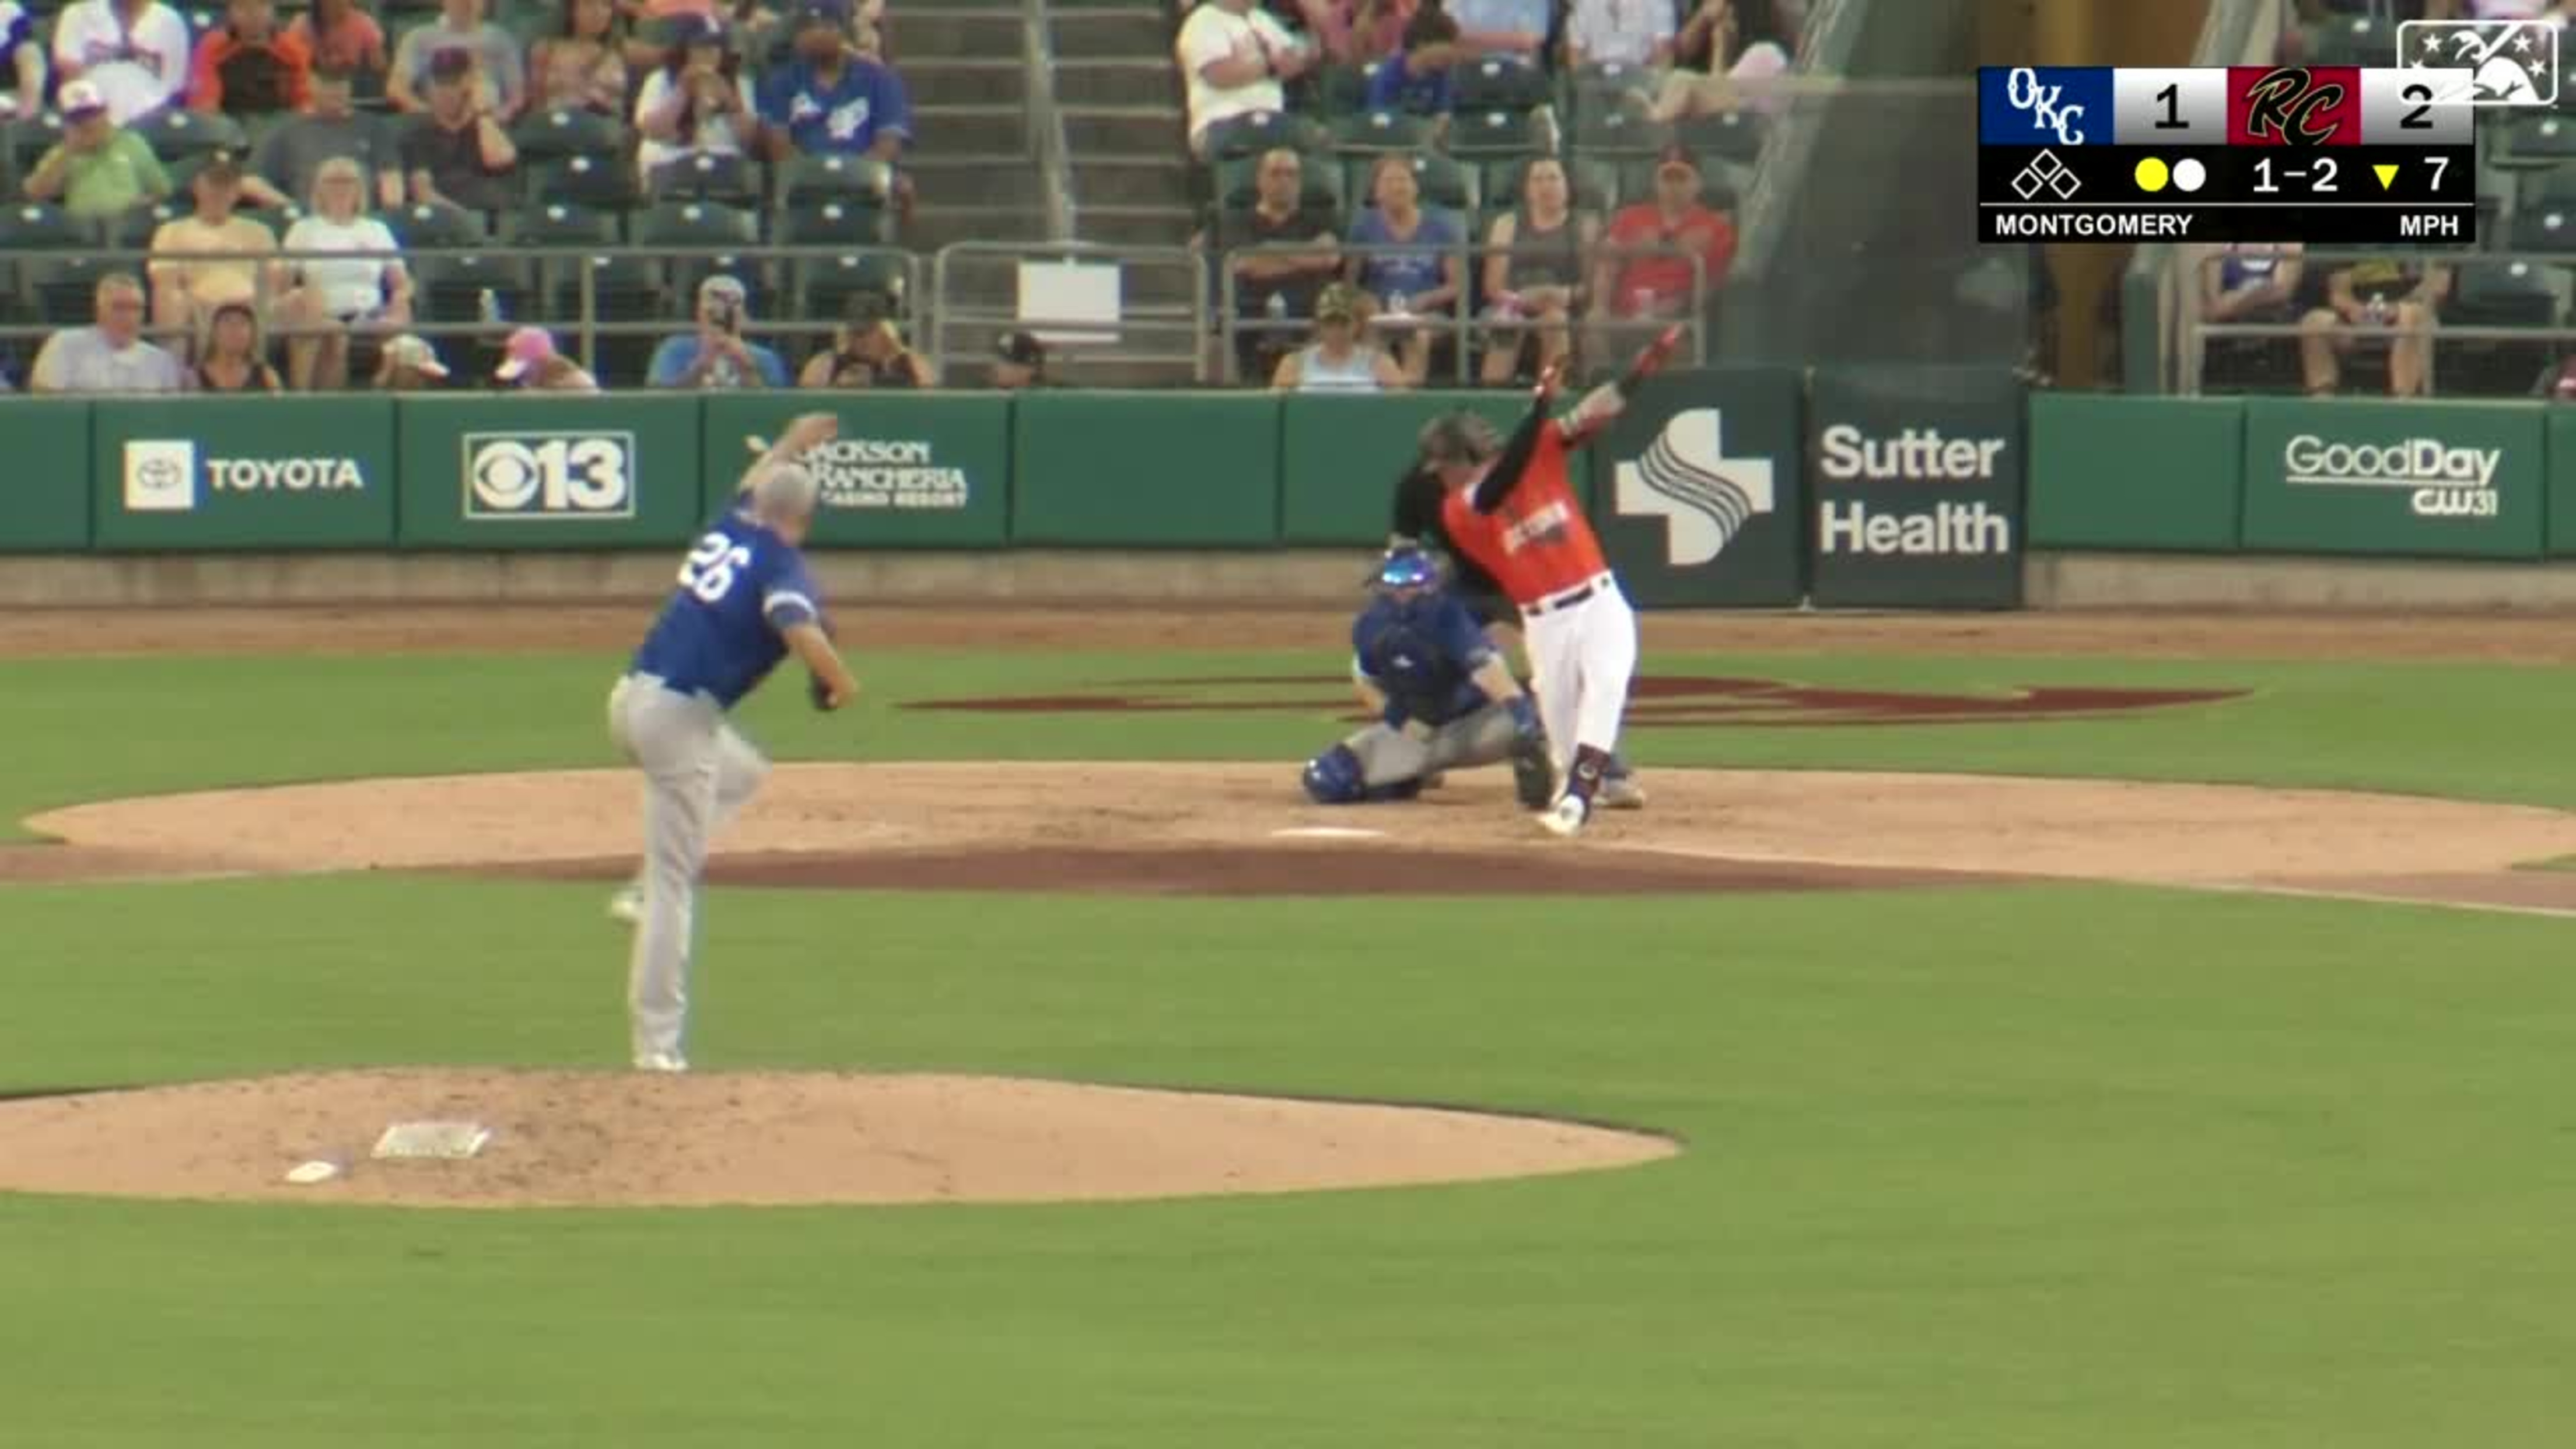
xmin=278 ymin=156 xmax=414 ymax=390
xmin=634 ymin=18 xmax=749 ymax=186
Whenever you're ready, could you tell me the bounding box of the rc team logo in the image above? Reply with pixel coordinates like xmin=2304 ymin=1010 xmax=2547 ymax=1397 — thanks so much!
xmin=2400 ymin=19 xmax=2559 ymax=106
xmin=121 ymin=439 xmax=197 ymax=512
xmin=1614 ymin=408 xmax=1775 ymax=567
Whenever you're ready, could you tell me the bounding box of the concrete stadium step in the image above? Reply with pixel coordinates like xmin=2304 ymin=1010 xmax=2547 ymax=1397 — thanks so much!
xmin=898 ymin=5 xmax=1023 ymax=57
xmin=1074 ymin=202 xmax=1198 ymax=249
xmin=914 ymin=103 xmax=1028 ymax=156
xmin=909 ymin=153 xmax=1041 ymax=209
xmin=1049 ymin=5 xmax=1177 ymax=60
xmin=1052 ymin=57 xmax=1182 ymax=108
xmin=904 ymin=204 xmax=1056 ymax=256
xmin=1074 ymin=156 xmax=1194 ymax=209
xmin=1063 ymin=104 xmax=1185 ymax=155
xmin=900 ymin=57 xmax=1027 ymax=109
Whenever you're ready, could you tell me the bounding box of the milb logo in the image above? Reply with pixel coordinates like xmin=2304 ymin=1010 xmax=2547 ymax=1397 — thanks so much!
xmin=463 ymin=432 xmax=637 ymax=520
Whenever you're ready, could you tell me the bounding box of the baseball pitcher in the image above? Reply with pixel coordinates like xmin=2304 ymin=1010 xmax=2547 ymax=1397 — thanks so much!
xmin=1422 ymin=325 xmax=1682 ymax=837
xmin=606 ymin=413 xmax=859 ymax=1072
xmin=1301 ymin=548 xmax=1553 ymax=808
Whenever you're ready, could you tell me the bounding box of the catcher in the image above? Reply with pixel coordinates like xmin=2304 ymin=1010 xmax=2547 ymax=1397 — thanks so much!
xmin=1299 ymin=547 xmax=1553 ymax=807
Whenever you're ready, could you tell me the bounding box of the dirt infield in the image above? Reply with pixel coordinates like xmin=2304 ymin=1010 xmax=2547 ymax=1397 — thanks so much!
xmin=0 ymin=1069 xmax=1676 ymax=1208
xmin=10 ymin=602 xmax=2576 ymax=663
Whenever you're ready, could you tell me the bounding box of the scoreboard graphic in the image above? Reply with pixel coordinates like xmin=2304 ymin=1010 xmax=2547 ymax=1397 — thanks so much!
xmin=1978 ymin=65 xmax=2479 ymax=244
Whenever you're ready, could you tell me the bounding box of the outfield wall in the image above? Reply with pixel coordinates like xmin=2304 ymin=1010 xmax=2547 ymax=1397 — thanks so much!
xmin=15 ymin=385 xmax=2576 ymax=611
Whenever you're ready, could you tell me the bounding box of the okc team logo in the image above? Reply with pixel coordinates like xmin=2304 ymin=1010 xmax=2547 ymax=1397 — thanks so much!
xmin=2400 ymin=19 xmax=2558 ymax=106
xmin=1614 ymin=409 xmax=1774 ymax=567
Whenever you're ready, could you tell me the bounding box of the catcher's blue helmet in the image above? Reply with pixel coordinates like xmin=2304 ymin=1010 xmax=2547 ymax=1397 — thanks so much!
xmin=1377 ymin=548 xmax=1437 ymax=590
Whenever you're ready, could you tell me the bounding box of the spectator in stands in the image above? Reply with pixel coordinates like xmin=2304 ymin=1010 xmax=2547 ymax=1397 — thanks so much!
xmin=1446 ymin=0 xmax=1546 ymax=59
xmin=2300 ymin=257 xmax=2450 ymax=399
xmin=388 ymin=0 xmax=526 ymax=117
xmin=400 ymin=48 xmax=519 ymax=214
xmin=1273 ymin=281 xmax=1405 ymax=390
xmin=2202 ymin=241 xmax=2305 ymax=330
xmin=1295 ymin=0 xmax=1412 ymax=65
xmin=797 ymin=290 xmax=932 ymax=387
xmin=1364 ymin=4 xmax=1460 ymax=128
xmin=654 ymin=274 xmax=790 ymax=388
xmin=279 ymin=155 xmax=411 ymax=389
xmin=146 ymin=152 xmax=282 ymax=341
xmin=1653 ymin=0 xmax=1791 ymax=120
xmin=1590 ymin=143 xmax=1732 ymax=351
xmin=991 ymin=329 xmax=1046 ymax=389
xmin=530 ymin=0 xmax=629 ymax=114
xmin=1227 ymin=146 xmax=1341 ymax=383
xmin=286 ymin=0 xmax=389 ymax=84
xmin=255 ymin=65 xmax=402 ymax=212
xmin=188 ymin=0 xmax=313 ymax=117
xmin=1 ymin=2 xmax=51 ymax=118
xmin=1176 ymin=0 xmax=1312 ymax=160
xmin=495 ymin=324 xmax=602 ymax=391
xmin=636 ymin=15 xmax=752 ymax=185
xmin=52 ymin=0 xmax=191 ymax=124
xmin=1479 ymin=154 xmax=1595 ymax=384
xmin=759 ymin=7 xmax=911 ymax=176
xmin=1345 ymin=152 xmax=1462 ymax=386
xmin=23 ymin=80 xmax=173 ymax=221
xmin=1564 ymin=0 xmax=1675 ymax=69
xmin=192 ymin=299 xmax=283 ymax=391
xmin=29 ymin=273 xmax=184 ymax=392
xmin=372 ymin=331 xmax=448 ymax=389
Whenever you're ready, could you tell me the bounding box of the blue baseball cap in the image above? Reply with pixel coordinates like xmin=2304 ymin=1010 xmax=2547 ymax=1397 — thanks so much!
xmin=1377 ymin=548 xmax=1436 ymax=590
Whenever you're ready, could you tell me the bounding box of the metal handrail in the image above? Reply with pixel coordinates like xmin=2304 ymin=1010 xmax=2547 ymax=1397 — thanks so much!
xmin=1216 ymin=238 xmax=1709 ymax=386
xmin=1023 ymin=0 xmax=1080 ymax=242
xmin=0 ymin=243 xmax=927 ymax=374
xmin=929 ymin=239 xmax=1210 ymax=381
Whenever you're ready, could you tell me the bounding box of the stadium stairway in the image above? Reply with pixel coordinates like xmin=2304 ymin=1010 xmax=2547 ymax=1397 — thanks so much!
xmin=1045 ymin=0 xmax=1202 ymax=384
xmin=898 ymin=3 xmax=1056 ymax=253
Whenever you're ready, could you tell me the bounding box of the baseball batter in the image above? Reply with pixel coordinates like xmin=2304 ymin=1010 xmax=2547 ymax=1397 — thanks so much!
xmin=607 ymin=413 xmax=858 ymax=1072
xmin=1390 ymin=460 xmax=1644 ymax=813
xmin=1422 ymin=326 xmax=1681 ymax=837
xmin=1300 ymin=548 xmax=1553 ymax=808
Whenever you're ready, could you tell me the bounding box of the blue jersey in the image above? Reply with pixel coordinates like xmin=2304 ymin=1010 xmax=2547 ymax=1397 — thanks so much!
xmin=1351 ymin=592 xmax=1496 ymax=729
xmin=631 ymin=506 xmax=821 ymax=708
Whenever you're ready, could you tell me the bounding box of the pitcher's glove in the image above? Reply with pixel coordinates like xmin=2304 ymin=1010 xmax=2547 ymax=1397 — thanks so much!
xmin=1505 ymin=696 xmax=1553 ymax=810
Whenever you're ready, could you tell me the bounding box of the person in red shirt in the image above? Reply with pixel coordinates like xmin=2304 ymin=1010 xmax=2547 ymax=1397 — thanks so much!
xmin=1426 ymin=324 xmax=1681 ymax=837
xmin=1590 ymin=143 xmax=1734 ymax=359
xmin=189 ymin=0 xmax=312 ymax=115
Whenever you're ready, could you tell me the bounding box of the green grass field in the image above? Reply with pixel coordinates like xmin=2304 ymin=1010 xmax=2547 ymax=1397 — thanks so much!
xmin=5 ymin=638 xmax=2573 ymax=1446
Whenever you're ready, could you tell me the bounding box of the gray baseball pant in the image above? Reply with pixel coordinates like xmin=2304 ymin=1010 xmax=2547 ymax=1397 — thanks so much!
xmin=606 ymin=674 xmax=770 ymax=1064
xmin=1342 ymin=701 xmax=1524 ymax=788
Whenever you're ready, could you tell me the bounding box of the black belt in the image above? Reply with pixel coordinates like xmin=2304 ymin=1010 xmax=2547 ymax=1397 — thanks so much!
xmin=1525 ymin=582 xmax=1595 ymax=618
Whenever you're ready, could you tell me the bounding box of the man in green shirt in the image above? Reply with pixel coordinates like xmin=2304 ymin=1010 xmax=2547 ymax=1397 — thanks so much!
xmin=24 ymin=78 xmax=173 ymax=220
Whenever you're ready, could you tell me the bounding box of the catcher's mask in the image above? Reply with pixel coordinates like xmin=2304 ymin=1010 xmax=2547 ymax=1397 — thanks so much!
xmin=1376 ymin=547 xmax=1438 ymax=593
xmin=1417 ymin=411 xmax=1501 ymax=470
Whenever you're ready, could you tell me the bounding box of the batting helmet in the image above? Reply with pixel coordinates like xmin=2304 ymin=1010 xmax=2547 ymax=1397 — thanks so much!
xmin=1416 ymin=411 xmax=1502 ymax=469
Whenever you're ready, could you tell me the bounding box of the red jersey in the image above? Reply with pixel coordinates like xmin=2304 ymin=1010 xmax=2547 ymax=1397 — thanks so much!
xmin=1602 ymin=202 xmax=1735 ymax=316
xmin=1440 ymin=422 xmax=1609 ymax=606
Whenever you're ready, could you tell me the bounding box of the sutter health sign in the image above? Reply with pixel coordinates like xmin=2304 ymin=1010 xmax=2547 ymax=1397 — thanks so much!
xmin=1807 ymin=370 xmax=2025 ymax=607
xmin=2242 ymin=398 xmax=2542 ymax=558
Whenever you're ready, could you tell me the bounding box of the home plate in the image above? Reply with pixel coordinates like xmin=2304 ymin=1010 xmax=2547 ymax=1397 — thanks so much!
xmin=1272 ymin=827 xmax=1388 ymax=841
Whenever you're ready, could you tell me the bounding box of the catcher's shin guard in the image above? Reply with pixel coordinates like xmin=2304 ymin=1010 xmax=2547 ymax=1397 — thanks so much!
xmin=1510 ymin=730 xmax=1555 ymax=810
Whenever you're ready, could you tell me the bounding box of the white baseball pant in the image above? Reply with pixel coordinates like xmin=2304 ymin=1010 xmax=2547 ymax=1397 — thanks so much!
xmin=1520 ymin=572 xmax=1638 ymax=779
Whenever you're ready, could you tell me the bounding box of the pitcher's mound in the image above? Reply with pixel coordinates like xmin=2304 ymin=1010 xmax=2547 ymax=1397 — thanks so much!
xmin=0 ymin=1069 xmax=1676 ymax=1209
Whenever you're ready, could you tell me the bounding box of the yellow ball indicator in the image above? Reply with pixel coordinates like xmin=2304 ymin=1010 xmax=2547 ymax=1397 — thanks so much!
xmin=2134 ymin=157 xmax=2171 ymax=194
